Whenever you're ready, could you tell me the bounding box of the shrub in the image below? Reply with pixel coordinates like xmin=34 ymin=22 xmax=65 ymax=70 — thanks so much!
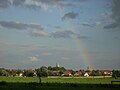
xmin=0 ymin=81 xmax=7 ymax=85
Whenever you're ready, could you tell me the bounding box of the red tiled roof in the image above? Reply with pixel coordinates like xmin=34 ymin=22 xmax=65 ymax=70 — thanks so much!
xmin=64 ymin=71 xmax=72 ymax=75
xmin=100 ymin=70 xmax=111 ymax=72
xmin=50 ymin=70 xmax=60 ymax=73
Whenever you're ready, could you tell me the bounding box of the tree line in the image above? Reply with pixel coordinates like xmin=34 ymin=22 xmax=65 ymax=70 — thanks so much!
xmin=0 ymin=66 xmax=120 ymax=78
xmin=0 ymin=66 xmax=65 ymax=77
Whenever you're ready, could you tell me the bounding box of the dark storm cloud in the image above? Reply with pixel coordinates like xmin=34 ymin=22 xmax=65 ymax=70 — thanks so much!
xmin=104 ymin=0 xmax=120 ymax=29
xmin=0 ymin=21 xmax=43 ymax=30
xmin=0 ymin=0 xmax=11 ymax=9
xmin=111 ymin=0 xmax=120 ymax=22
xmin=62 ymin=12 xmax=79 ymax=20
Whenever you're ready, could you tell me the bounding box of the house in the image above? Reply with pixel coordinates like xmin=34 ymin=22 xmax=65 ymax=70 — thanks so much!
xmin=100 ymin=70 xmax=112 ymax=75
xmin=19 ymin=73 xmax=23 ymax=77
xmin=84 ymin=72 xmax=89 ymax=77
xmin=33 ymin=72 xmax=37 ymax=77
xmin=50 ymin=70 xmax=60 ymax=76
xmin=62 ymin=71 xmax=72 ymax=76
xmin=74 ymin=71 xmax=82 ymax=76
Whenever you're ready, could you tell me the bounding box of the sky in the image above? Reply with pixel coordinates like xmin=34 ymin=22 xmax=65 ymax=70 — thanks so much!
xmin=0 ymin=0 xmax=120 ymax=70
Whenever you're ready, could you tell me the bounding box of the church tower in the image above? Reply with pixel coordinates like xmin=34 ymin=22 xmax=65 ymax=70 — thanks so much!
xmin=87 ymin=66 xmax=89 ymax=71
xmin=56 ymin=63 xmax=59 ymax=67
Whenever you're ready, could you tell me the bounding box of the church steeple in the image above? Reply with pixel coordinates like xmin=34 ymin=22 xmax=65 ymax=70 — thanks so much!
xmin=87 ymin=66 xmax=89 ymax=71
xmin=56 ymin=63 xmax=59 ymax=67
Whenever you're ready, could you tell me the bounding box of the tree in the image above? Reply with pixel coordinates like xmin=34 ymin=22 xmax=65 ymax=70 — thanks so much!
xmin=91 ymin=70 xmax=95 ymax=78
xmin=101 ymin=72 xmax=105 ymax=79
xmin=36 ymin=66 xmax=48 ymax=77
xmin=0 ymin=70 xmax=9 ymax=76
xmin=52 ymin=67 xmax=59 ymax=71
xmin=80 ymin=70 xmax=85 ymax=76
xmin=36 ymin=66 xmax=48 ymax=84
xmin=48 ymin=66 xmax=52 ymax=70
xmin=60 ymin=67 xmax=66 ymax=71
xmin=112 ymin=70 xmax=120 ymax=79
xmin=58 ymin=70 xmax=64 ymax=76
xmin=95 ymin=70 xmax=101 ymax=76
xmin=16 ymin=69 xmax=23 ymax=75
xmin=71 ymin=70 xmax=75 ymax=76
xmin=23 ymin=70 xmax=34 ymax=77
xmin=48 ymin=70 xmax=53 ymax=76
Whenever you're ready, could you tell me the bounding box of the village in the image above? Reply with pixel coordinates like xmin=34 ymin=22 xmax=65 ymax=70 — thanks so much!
xmin=0 ymin=64 xmax=114 ymax=78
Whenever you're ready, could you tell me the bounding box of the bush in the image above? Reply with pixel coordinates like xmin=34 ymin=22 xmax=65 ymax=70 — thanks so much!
xmin=0 ymin=81 xmax=7 ymax=85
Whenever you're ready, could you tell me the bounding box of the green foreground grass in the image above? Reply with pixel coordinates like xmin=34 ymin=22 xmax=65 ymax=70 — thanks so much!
xmin=0 ymin=76 xmax=120 ymax=90
xmin=0 ymin=82 xmax=120 ymax=90
xmin=0 ymin=76 xmax=120 ymax=84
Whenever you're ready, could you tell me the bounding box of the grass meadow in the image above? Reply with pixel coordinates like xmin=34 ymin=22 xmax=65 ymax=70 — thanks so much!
xmin=0 ymin=76 xmax=120 ymax=90
xmin=0 ymin=76 xmax=120 ymax=84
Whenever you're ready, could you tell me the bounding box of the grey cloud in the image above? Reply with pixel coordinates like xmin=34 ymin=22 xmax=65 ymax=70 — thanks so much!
xmin=24 ymin=0 xmax=72 ymax=10
xmin=54 ymin=26 xmax=62 ymax=29
xmin=0 ymin=20 xmax=89 ymax=39
xmin=104 ymin=22 xmax=118 ymax=29
xmin=53 ymin=0 xmax=88 ymax=8
xmin=50 ymin=30 xmax=89 ymax=39
xmin=29 ymin=24 xmax=43 ymax=30
xmin=31 ymin=29 xmax=89 ymax=39
xmin=0 ymin=21 xmax=28 ymax=30
xmin=0 ymin=0 xmax=89 ymax=11
xmin=0 ymin=0 xmax=79 ymax=11
xmin=13 ymin=0 xmax=25 ymax=7
xmin=0 ymin=0 xmax=48 ymax=10
xmin=57 ymin=2 xmax=75 ymax=7
xmin=62 ymin=12 xmax=79 ymax=20
xmin=0 ymin=0 xmax=11 ymax=9
xmin=77 ymin=36 xmax=89 ymax=39
xmin=111 ymin=0 xmax=120 ymax=21
xmin=104 ymin=0 xmax=120 ymax=29
xmin=28 ymin=56 xmax=38 ymax=62
xmin=58 ymin=0 xmax=88 ymax=2
xmin=81 ymin=23 xmax=93 ymax=28
xmin=57 ymin=0 xmax=88 ymax=8
xmin=32 ymin=30 xmax=49 ymax=37
xmin=0 ymin=21 xmax=43 ymax=30
xmin=51 ymin=30 xmax=75 ymax=38
xmin=25 ymin=5 xmax=42 ymax=10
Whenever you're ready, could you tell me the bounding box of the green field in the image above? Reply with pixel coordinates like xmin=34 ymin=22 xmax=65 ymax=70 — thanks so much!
xmin=0 ymin=76 xmax=120 ymax=84
xmin=0 ymin=76 xmax=120 ymax=90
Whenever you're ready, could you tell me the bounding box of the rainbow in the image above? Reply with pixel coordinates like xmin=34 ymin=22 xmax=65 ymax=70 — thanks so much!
xmin=69 ymin=25 xmax=94 ymax=70
xmin=55 ymin=3 xmax=94 ymax=70
xmin=75 ymin=36 xmax=94 ymax=70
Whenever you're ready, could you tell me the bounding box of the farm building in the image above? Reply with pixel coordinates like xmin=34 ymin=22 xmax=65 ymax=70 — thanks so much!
xmin=84 ymin=72 xmax=89 ymax=77
xmin=62 ymin=71 xmax=72 ymax=76
xmin=100 ymin=70 xmax=112 ymax=75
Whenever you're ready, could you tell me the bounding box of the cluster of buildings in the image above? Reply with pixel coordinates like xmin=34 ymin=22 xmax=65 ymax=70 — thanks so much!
xmin=46 ymin=65 xmax=112 ymax=77
xmin=0 ymin=65 xmax=113 ymax=77
xmin=48 ymin=67 xmax=112 ymax=77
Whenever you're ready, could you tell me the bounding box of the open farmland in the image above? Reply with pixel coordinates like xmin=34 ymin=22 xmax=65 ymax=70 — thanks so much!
xmin=0 ymin=76 xmax=120 ymax=84
xmin=0 ymin=76 xmax=120 ymax=90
